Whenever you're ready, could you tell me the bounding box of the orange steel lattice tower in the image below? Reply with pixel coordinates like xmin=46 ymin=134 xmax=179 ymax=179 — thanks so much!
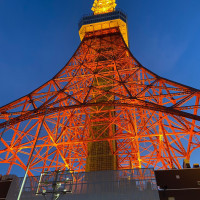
xmin=0 ymin=0 xmax=200 ymax=176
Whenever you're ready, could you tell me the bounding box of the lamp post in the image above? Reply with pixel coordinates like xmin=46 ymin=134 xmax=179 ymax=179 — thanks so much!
xmin=36 ymin=170 xmax=73 ymax=200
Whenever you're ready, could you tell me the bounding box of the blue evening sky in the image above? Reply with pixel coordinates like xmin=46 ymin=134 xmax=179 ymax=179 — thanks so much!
xmin=0 ymin=0 xmax=200 ymax=168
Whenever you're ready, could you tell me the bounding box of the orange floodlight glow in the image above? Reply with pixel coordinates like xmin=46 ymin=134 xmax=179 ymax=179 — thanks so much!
xmin=0 ymin=0 xmax=200 ymax=176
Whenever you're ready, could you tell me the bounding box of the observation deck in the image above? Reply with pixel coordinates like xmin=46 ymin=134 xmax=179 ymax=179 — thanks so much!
xmin=79 ymin=9 xmax=129 ymax=46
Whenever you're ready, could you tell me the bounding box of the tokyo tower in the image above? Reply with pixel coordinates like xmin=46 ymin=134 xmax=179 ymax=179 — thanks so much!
xmin=0 ymin=0 xmax=200 ymax=177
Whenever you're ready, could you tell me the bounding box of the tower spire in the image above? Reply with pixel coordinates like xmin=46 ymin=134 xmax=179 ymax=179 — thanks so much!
xmin=92 ymin=0 xmax=117 ymax=15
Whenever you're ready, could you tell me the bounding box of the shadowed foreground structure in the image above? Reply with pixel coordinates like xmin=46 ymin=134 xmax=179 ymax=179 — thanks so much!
xmin=3 ymin=169 xmax=160 ymax=200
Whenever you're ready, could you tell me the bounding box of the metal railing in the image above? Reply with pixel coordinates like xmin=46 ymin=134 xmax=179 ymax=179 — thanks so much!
xmin=6 ymin=168 xmax=160 ymax=200
xmin=78 ymin=9 xmax=127 ymax=30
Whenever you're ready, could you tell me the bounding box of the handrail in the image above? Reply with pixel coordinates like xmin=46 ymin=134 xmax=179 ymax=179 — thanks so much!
xmin=78 ymin=9 xmax=127 ymax=30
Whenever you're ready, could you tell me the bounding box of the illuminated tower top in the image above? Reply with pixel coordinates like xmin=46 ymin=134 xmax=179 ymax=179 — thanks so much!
xmin=92 ymin=0 xmax=117 ymax=15
xmin=79 ymin=0 xmax=129 ymax=46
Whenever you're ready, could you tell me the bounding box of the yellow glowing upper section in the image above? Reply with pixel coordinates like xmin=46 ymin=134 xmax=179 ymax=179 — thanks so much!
xmin=79 ymin=0 xmax=129 ymax=46
xmin=79 ymin=19 xmax=129 ymax=47
xmin=92 ymin=0 xmax=117 ymax=15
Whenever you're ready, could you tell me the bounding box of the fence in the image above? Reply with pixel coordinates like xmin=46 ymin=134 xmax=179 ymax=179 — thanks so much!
xmin=6 ymin=168 xmax=160 ymax=200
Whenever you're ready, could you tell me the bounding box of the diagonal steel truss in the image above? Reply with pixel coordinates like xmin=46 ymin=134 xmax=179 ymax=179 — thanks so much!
xmin=0 ymin=27 xmax=200 ymax=175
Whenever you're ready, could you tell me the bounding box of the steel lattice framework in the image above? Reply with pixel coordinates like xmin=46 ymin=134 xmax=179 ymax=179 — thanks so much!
xmin=0 ymin=27 xmax=200 ymax=176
